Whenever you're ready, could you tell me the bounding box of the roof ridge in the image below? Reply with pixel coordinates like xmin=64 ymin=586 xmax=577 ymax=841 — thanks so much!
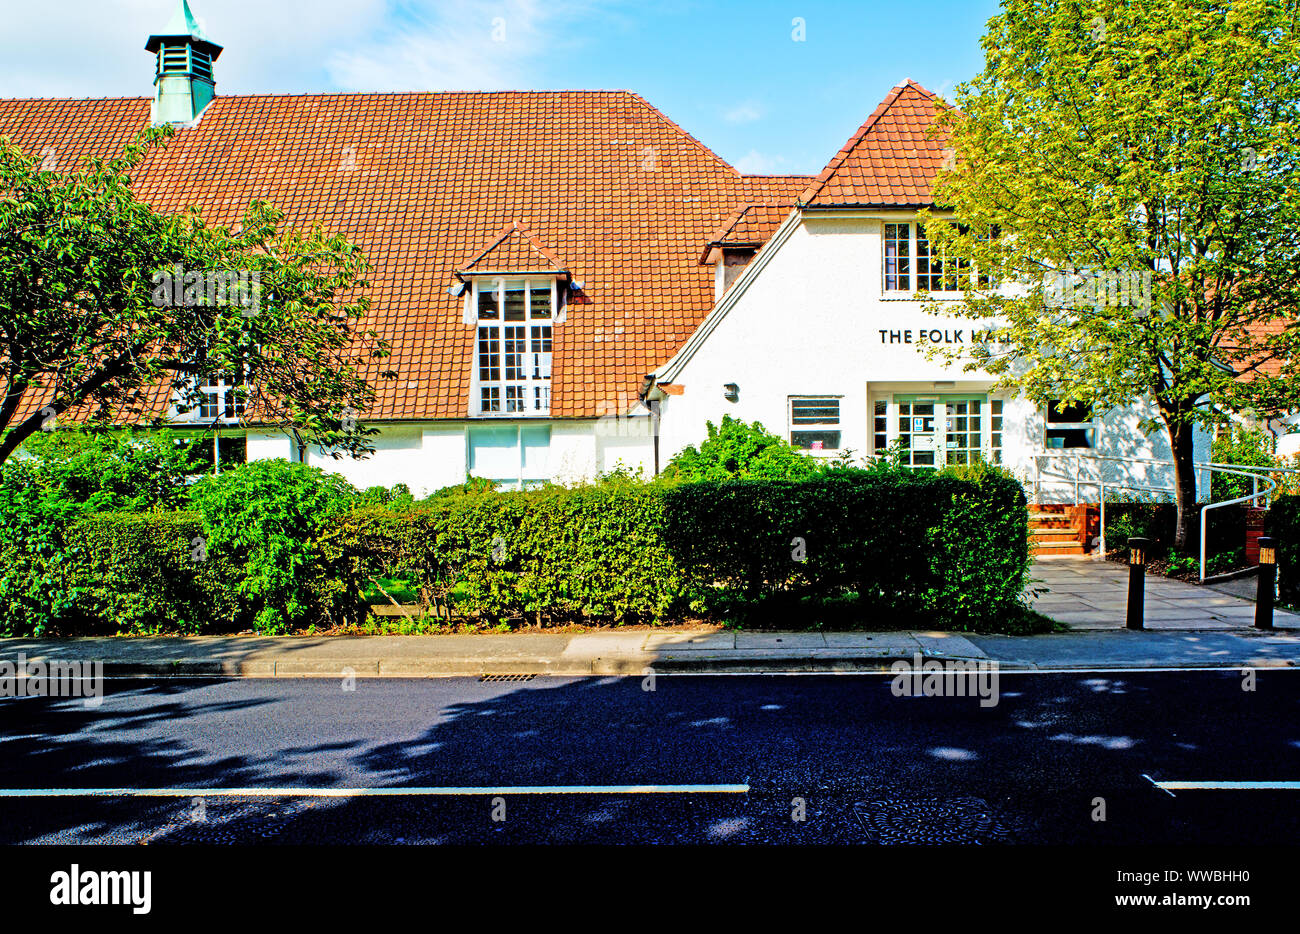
xmin=797 ymin=80 xmax=938 ymax=206
xmin=622 ymin=90 xmax=738 ymax=177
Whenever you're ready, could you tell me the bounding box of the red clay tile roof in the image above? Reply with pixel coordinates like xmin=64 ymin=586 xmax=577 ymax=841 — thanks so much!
xmin=457 ymin=220 xmax=569 ymax=275
xmin=0 ymin=92 xmax=809 ymax=422
xmin=799 ymin=79 xmax=949 ymax=208
xmin=698 ymin=202 xmax=795 ymax=264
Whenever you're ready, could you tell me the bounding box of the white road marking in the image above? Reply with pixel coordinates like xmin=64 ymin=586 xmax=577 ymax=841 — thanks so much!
xmin=0 ymin=784 xmax=749 ymax=798
xmin=1146 ymin=778 xmax=1300 ymax=792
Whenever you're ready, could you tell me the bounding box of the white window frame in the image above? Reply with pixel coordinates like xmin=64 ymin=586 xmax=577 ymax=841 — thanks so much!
xmin=470 ymin=277 xmax=556 ymax=417
xmin=171 ymin=368 xmax=245 ymax=426
xmin=872 ymin=394 xmax=1005 ymax=466
xmin=788 ymin=396 xmax=842 ymax=453
xmin=881 ymin=221 xmax=995 ymax=298
xmin=466 ymin=423 xmax=552 ymax=490
xmin=1044 ymin=400 xmax=1099 ymax=450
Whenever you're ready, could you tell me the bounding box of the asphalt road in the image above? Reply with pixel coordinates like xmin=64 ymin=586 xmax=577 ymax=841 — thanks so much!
xmin=1 ymin=671 xmax=1298 ymax=845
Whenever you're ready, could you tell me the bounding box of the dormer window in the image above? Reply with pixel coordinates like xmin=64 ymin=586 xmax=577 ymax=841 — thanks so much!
xmin=472 ymin=277 xmax=555 ymax=416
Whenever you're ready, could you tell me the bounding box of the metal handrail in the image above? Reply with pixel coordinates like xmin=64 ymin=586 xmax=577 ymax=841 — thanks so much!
xmin=1032 ymin=451 xmax=1287 ymax=581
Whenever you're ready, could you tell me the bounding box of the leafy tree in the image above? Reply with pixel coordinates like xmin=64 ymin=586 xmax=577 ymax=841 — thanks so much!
xmin=0 ymin=127 xmax=390 ymax=468
xmin=924 ymin=0 xmax=1300 ymax=552
xmin=663 ymin=416 xmax=819 ymax=481
xmin=10 ymin=427 xmax=198 ymax=511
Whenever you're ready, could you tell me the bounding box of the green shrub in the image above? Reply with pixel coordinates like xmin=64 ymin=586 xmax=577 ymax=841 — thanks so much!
xmin=336 ymin=484 xmax=689 ymax=624
xmin=1102 ymin=500 xmax=1245 ymax=558
xmin=1266 ymin=495 xmax=1300 ymax=604
xmin=662 ymin=416 xmax=820 ymax=481
xmin=0 ymin=429 xmax=205 ymax=635
xmin=9 ymin=428 xmax=199 ymax=511
xmin=186 ymin=459 xmax=363 ymax=633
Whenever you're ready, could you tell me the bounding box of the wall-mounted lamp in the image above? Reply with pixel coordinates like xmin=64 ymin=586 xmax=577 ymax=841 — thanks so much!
xmin=447 ymin=281 xmax=466 ymax=297
xmin=723 ymin=383 xmax=739 ymax=402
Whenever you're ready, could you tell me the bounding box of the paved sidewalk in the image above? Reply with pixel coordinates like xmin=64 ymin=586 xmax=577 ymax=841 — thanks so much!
xmin=2 ymin=625 xmax=1299 ymax=677
xmin=1026 ymin=555 xmax=1300 ymax=630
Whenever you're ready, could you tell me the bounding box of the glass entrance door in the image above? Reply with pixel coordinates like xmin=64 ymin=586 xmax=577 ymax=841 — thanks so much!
xmin=943 ymin=398 xmax=983 ymax=466
xmin=896 ymin=399 xmax=939 ymax=468
xmin=890 ymin=395 xmax=998 ymax=468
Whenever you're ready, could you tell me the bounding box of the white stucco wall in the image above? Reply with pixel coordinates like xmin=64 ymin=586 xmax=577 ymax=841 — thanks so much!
xmin=245 ymin=418 xmax=654 ymax=495
xmin=657 ymin=210 xmax=1211 ymax=502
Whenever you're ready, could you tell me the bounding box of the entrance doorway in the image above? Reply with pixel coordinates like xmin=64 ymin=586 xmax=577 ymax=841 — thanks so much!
xmin=876 ymin=394 xmax=1003 ymax=468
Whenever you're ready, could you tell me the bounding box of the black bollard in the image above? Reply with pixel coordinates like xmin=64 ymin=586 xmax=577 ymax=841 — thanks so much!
xmin=1127 ymin=537 xmax=1149 ymax=630
xmin=1256 ymin=536 xmax=1276 ymax=631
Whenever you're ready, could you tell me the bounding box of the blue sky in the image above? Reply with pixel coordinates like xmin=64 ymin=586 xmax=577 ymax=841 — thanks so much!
xmin=0 ymin=0 xmax=1002 ymax=175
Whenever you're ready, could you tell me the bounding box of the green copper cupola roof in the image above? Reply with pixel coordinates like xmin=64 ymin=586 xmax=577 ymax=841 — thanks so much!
xmin=145 ymin=1 xmax=222 ymax=126
xmin=145 ymin=0 xmax=223 ymax=57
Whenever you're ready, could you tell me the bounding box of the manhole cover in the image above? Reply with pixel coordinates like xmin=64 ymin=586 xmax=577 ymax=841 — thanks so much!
xmin=479 ymin=674 xmax=537 ymax=683
xmin=852 ymin=797 xmax=1013 ymax=845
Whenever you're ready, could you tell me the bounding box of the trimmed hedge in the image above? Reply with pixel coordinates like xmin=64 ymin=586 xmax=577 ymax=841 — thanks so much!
xmin=335 ymin=483 xmax=689 ymax=624
xmin=71 ymin=511 xmax=237 ymax=634
xmin=23 ymin=470 xmax=1031 ymax=633
xmin=660 ymin=471 xmax=1029 ymax=628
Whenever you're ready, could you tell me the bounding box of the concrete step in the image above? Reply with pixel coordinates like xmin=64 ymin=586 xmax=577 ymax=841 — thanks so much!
xmin=1032 ymin=541 xmax=1087 ymax=555
xmin=1031 ymin=530 xmax=1084 ymax=543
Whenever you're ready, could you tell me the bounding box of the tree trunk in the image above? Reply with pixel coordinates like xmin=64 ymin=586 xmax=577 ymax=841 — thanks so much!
xmin=1166 ymin=416 xmax=1199 ymax=555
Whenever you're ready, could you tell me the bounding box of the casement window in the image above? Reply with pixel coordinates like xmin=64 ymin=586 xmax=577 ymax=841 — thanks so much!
xmin=1045 ymin=400 xmax=1097 ymax=449
xmin=789 ymin=396 xmax=841 ymax=451
xmin=198 ymin=370 xmax=245 ymax=421
xmin=474 ymin=278 xmax=554 ymax=415
xmin=468 ymin=423 xmax=551 ymax=490
xmin=883 ymin=222 xmax=997 ymax=294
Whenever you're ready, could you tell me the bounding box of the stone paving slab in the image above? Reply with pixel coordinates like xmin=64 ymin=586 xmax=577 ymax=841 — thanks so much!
xmin=1028 ymin=556 xmax=1300 ymax=630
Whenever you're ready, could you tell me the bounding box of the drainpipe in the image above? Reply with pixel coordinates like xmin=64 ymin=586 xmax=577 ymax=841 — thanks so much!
xmin=638 ymin=374 xmax=661 ymax=477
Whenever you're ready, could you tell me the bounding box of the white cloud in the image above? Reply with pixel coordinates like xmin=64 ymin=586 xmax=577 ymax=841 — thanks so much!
xmin=722 ymin=99 xmax=761 ymax=124
xmin=733 ymin=148 xmax=792 ymax=174
xmin=0 ymin=0 xmax=610 ymax=99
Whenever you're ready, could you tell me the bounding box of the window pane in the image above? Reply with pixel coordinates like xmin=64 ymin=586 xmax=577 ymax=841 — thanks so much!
xmin=478 ymin=326 xmax=500 ymax=381
xmin=504 ymin=287 xmax=526 ymax=321
xmin=477 ymin=285 xmax=499 ymax=319
xmin=480 ymin=386 xmax=500 ymax=412
xmin=791 ymin=398 xmax=839 ymax=425
xmin=1047 ymin=400 xmax=1092 ymax=423
xmin=218 ymin=436 xmax=247 ymax=472
xmin=1047 ymin=427 xmax=1095 ymax=449
xmin=529 ymin=286 xmax=552 ymax=319
xmin=531 ymin=325 xmax=553 ymax=379
xmin=521 ymin=425 xmax=551 ymax=476
xmin=504 ymin=326 xmax=525 ymax=380
xmin=884 ymin=223 xmax=910 ymax=291
xmin=791 ymin=430 xmax=840 ymax=450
